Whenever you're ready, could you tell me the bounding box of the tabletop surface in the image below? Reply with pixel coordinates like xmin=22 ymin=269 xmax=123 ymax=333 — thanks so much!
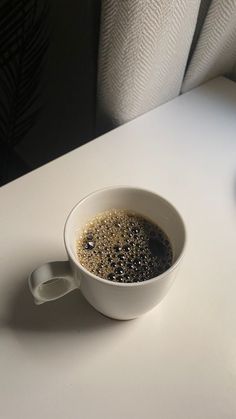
xmin=1 ymin=77 xmax=236 ymax=419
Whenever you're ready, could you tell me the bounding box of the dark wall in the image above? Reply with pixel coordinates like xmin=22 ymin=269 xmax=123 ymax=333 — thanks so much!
xmin=0 ymin=0 xmax=100 ymax=185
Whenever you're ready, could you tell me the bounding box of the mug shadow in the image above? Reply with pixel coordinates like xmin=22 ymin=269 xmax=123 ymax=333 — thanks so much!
xmin=7 ymin=277 xmax=123 ymax=334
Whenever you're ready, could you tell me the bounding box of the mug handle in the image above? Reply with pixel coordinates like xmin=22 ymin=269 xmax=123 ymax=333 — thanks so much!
xmin=28 ymin=261 xmax=79 ymax=305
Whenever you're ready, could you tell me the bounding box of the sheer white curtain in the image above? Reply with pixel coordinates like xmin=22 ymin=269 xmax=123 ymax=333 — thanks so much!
xmin=97 ymin=0 xmax=236 ymax=130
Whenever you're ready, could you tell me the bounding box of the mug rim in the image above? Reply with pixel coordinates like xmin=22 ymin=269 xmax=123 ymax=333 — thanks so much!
xmin=64 ymin=186 xmax=186 ymax=287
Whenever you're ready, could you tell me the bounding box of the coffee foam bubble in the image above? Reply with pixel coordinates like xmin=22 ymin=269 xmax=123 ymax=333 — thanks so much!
xmin=76 ymin=209 xmax=173 ymax=283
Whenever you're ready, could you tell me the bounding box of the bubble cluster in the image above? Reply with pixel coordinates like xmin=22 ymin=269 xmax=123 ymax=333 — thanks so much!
xmin=76 ymin=209 xmax=173 ymax=283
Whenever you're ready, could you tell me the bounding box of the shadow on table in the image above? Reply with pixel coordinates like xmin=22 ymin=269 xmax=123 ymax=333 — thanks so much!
xmin=7 ymin=278 xmax=124 ymax=334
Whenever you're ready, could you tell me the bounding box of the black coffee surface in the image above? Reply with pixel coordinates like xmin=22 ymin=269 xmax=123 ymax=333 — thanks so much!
xmin=76 ymin=209 xmax=173 ymax=283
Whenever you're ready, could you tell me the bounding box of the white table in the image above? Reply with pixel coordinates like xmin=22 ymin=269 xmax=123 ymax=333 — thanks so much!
xmin=1 ymin=77 xmax=236 ymax=419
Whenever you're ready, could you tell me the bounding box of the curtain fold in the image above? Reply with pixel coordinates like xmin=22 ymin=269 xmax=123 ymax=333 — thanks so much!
xmin=182 ymin=0 xmax=236 ymax=92
xmin=97 ymin=0 xmax=236 ymax=131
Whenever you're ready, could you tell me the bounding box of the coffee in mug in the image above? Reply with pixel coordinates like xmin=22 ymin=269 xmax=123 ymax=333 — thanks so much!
xmin=76 ymin=209 xmax=173 ymax=283
xmin=28 ymin=187 xmax=186 ymax=320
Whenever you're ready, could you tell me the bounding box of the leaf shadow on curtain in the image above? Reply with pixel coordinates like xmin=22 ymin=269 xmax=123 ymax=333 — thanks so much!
xmin=0 ymin=0 xmax=50 ymax=186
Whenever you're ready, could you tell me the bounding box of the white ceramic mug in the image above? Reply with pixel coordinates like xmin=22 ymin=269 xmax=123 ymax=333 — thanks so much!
xmin=29 ymin=186 xmax=186 ymax=320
